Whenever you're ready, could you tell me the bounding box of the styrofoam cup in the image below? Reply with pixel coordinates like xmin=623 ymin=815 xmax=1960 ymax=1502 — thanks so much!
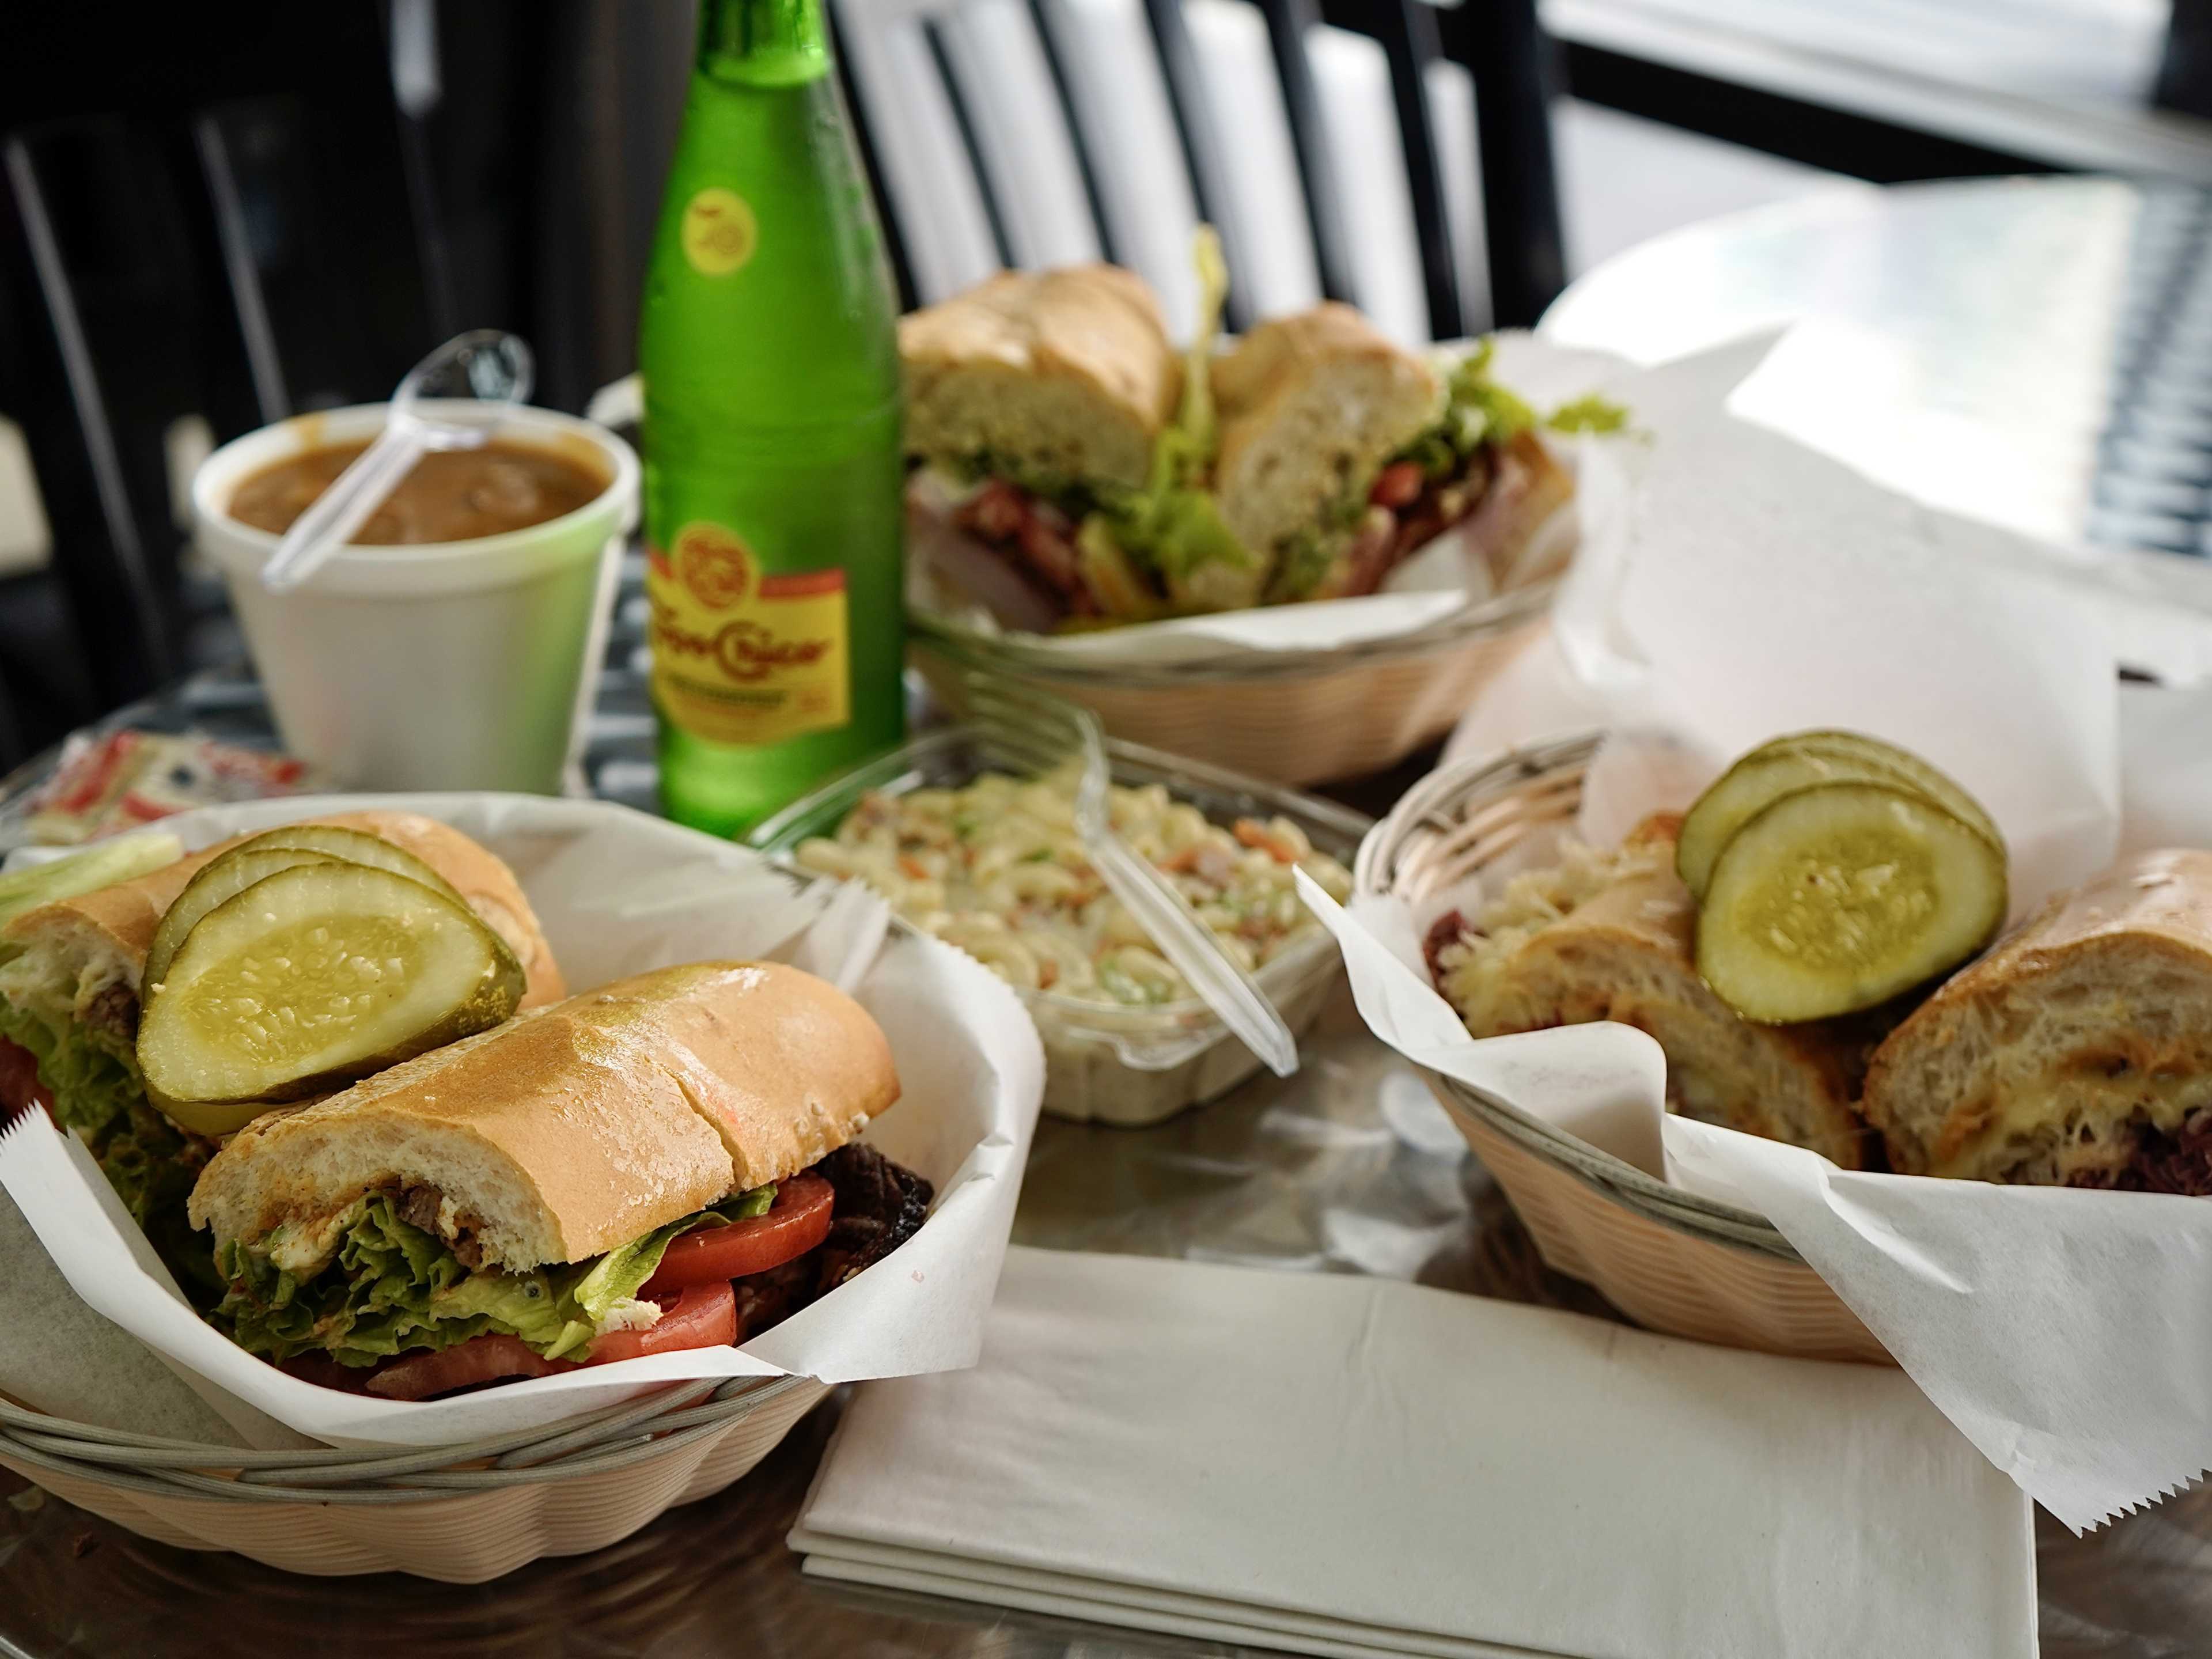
xmin=192 ymin=403 xmax=639 ymax=794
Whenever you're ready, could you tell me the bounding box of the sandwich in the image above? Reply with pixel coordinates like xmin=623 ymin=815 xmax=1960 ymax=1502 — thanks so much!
xmin=0 ymin=812 xmax=563 ymax=1292
xmin=1862 ymin=849 xmax=2212 ymax=1190
xmin=191 ymin=961 xmax=928 ymax=1398
xmin=1427 ymin=815 xmax=1876 ymax=1168
xmin=900 ymin=238 xmax=1578 ymax=626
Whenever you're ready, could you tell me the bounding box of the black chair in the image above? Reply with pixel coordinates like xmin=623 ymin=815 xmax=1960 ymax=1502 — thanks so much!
xmin=0 ymin=6 xmax=450 ymax=769
xmin=829 ymin=0 xmax=1564 ymax=343
xmin=0 ymin=0 xmax=698 ymax=775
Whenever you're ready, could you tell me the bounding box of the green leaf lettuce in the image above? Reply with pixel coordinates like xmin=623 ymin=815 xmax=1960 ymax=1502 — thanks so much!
xmin=214 ymin=1186 xmax=777 ymax=1369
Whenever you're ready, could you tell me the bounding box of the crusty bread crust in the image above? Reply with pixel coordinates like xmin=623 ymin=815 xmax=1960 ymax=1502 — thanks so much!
xmin=189 ymin=961 xmax=901 ymax=1267
xmin=1445 ymin=816 xmax=1874 ymax=1168
xmin=1862 ymin=849 xmax=2212 ymax=1181
xmin=1210 ymin=303 xmax=1441 ymax=558
xmin=566 ymin=962 xmax=901 ymax=1190
xmin=4 ymin=811 xmax=564 ymax=1007
xmin=900 ymin=265 xmax=1179 ymax=490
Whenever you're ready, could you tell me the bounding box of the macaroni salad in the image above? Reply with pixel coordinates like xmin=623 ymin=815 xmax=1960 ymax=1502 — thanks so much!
xmin=794 ymin=774 xmax=1353 ymax=1006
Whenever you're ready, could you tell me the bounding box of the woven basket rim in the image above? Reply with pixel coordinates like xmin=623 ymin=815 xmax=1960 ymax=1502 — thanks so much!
xmin=1355 ymin=728 xmax=1805 ymax=1264
xmin=910 ymin=577 xmax=1558 ymax=687
xmin=0 ymin=1373 xmax=819 ymax=1506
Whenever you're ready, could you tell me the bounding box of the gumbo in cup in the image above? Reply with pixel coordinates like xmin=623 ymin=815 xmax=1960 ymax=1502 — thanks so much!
xmin=192 ymin=403 xmax=639 ymax=795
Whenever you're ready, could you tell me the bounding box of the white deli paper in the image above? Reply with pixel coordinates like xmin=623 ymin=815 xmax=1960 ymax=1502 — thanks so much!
xmin=792 ymin=1246 xmax=2036 ymax=1659
xmin=1309 ymin=336 xmax=2212 ymax=1530
xmin=907 ymin=334 xmax=1631 ymax=668
xmin=0 ymin=793 xmax=1043 ymax=1448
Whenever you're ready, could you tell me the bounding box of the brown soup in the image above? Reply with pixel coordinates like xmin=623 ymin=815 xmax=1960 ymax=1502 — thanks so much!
xmin=228 ymin=441 xmax=608 ymax=544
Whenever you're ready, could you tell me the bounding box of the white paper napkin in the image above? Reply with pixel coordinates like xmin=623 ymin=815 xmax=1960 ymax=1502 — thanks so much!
xmin=791 ymin=1245 xmax=2035 ymax=1659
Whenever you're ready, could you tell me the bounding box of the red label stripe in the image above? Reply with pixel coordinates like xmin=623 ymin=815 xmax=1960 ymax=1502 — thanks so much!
xmin=758 ymin=570 xmax=847 ymax=598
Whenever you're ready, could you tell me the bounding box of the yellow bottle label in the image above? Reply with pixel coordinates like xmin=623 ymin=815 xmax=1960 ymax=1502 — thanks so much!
xmin=680 ymin=187 xmax=757 ymax=276
xmin=647 ymin=522 xmax=850 ymax=746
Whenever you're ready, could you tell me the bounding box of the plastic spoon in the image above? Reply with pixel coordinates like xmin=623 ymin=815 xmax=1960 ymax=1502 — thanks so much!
xmin=257 ymin=329 xmax=536 ymax=594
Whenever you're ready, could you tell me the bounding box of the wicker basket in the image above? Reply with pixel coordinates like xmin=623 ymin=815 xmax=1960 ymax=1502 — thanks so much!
xmin=0 ymin=1375 xmax=829 ymax=1581
xmin=911 ymin=586 xmax=1552 ymax=788
xmin=1355 ymin=730 xmax=1892 ymax=1366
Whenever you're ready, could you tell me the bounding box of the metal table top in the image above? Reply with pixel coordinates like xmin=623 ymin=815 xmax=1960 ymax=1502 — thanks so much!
xmin=1543 ymin=176 xmax=2212 ymax=579
xmin=10 ymin=180 xmax=2212 ymax=1653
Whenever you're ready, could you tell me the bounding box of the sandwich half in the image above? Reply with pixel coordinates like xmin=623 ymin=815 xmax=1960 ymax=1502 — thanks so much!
xmin=1862 ymin=849 xmax=2212 ymax=1188
xmin=902 ymin=251 xmax=1575 ymax=625
xmin=1427 ymin=816 xmax=1876 ymax=1168
xmin=0 ymin=811 xmax=563 ymax=1291
xmin=191 ymin=961 xmax=928 ymax=1398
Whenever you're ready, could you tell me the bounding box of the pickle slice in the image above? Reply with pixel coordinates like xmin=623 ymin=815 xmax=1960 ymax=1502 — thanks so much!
xmin=1677 ymin=747 xmax=1937 ymax=900
xmin=146 ymin=825 xmax=474 ymax=995
xmin=138 ymin=863 xmax=524 ymax=1136
xmin=1695 ymin=782 xmax=2006 ymax=1024
xmin=1761 ymin=730 xmax=2003 ymax=854
xmin=144 ymin=848 xmax=343 ymax=995
xmin=234 ymin=824 xmax=468 ymax=906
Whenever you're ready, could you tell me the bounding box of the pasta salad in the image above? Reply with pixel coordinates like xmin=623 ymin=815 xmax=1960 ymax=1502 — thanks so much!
xmin=794 ymin=772 xmax=1353 ymax=1006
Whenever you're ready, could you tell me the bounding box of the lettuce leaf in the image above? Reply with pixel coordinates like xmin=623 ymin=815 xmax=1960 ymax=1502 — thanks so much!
xmin=1082 ymin=228 xmax=1259 ymax=612
xmin=214 ymin=1185 xmax=778 ymax=1369
xmin=1392 ymin=339 xmax=1536 ymax=481
xmin=1545 ymin=395 xmax=1630 ymax=434
xmin=0 ymin=994 xmax=220 ymax=1301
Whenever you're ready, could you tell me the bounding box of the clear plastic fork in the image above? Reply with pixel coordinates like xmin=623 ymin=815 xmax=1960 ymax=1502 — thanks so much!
xmin=963 ymin=675 xmax=1301 ymax=1078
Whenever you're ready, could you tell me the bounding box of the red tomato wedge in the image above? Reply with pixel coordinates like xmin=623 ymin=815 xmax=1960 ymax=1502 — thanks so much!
xmin=0 ymin=1036 xmax=54 ymax=1127
xmin=364 ymin=1281 xmax=738 ymax=1402
xmin=642 ymin=1173 xmax=834 ymax=1294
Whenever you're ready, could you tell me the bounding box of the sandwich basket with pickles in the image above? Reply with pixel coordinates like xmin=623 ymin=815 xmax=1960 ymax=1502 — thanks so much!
xmin=0 ymin=813 xmax=933 ymax=1399
xmin=1429 ymin=730 xmax=2212 ymax=1191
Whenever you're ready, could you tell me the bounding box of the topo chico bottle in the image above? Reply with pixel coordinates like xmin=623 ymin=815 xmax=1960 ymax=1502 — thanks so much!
xmin=639 ymin=0 xmax=904 ymax=836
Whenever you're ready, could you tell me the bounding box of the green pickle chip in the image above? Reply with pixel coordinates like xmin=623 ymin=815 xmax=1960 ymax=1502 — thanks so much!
xmin=1694 ymin=782 xmax=2006 ymax=1024
xmin=138 ymin=862 xmax=523 ymax=1137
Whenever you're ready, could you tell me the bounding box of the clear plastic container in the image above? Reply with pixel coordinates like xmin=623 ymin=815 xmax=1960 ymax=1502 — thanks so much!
xmin=749 ymin=727 xmax=1372 ymax=1124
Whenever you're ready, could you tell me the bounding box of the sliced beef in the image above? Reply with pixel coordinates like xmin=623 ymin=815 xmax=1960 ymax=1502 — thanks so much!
xmin=81 ymin=983 xmax=138 ymax=1043
xmin=728 ymin=1145 xmax=935 ymax=1339
xmin=813 ymin=1141 xmax=935 ymax=1290
xmin=2068 ymin=1109 xmax=2212 ymax=1196
xmin=731 ymin=1254 xmax=818 ymax=1339
xmin=953 ymin=480 xmax=1096 ymax=615
xmin=393 ymin=1183 xmax=486 ymax=1270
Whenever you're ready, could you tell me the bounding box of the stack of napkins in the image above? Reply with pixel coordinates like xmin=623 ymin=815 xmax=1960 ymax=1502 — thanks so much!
xmin=793 ymin=1248 xmax=2034 ymax=1659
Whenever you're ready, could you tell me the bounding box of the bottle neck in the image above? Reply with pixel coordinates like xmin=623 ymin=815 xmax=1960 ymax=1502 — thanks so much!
xmin=696 ymin=0 xmax=831 ymax=88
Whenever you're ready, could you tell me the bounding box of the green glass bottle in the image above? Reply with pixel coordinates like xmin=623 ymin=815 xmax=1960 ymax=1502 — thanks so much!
xmin=639 ymin=0 xmax=904 ymax=836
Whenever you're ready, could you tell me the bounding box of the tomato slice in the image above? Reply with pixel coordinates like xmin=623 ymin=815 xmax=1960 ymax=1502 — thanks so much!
xmin=364 ymin=1335 xmax=559 ymax=1400
xmin=581 ymin=1277 xmax=737 ymax=1365
xmin=0 ymin=1036 xmax=55 ymax=1128
xmin=362 ymin=1281 xmax=738 ymax=1402
xmin=643 ymin=1173 xmax=834 ymax=1294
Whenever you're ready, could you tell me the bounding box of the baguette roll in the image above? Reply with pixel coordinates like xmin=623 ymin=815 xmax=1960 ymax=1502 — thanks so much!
xmin=1862 ymin=849 xmax=2212 ymax=1186
xmin=2 ymin=809 xmax=565 ymax=1012
xmin=900 ymin=264 xmax=1180 ymax=491
xmin=1209 ymin=302 xmax=1442 ymax=560
xmin=1433 ymin=815 xmax=1875 ymax=1168
xmin=189 ymin=961 xmax=900 ymax=1269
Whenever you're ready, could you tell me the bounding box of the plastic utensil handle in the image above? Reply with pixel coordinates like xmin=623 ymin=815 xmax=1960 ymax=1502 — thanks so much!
xmin=258 ymin=417 xmax=431 ymax=593
xmin=1092 ymin=832 xmax=1301 ymax=1078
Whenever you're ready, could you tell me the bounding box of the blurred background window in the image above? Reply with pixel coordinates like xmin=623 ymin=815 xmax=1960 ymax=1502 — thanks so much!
xmin=2 ymin=0 xmax=2209 ymax=772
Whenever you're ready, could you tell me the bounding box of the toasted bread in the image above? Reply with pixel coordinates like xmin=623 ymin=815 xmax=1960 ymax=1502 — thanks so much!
xmin=900 ymin=264 xmax=1180 ymax=490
